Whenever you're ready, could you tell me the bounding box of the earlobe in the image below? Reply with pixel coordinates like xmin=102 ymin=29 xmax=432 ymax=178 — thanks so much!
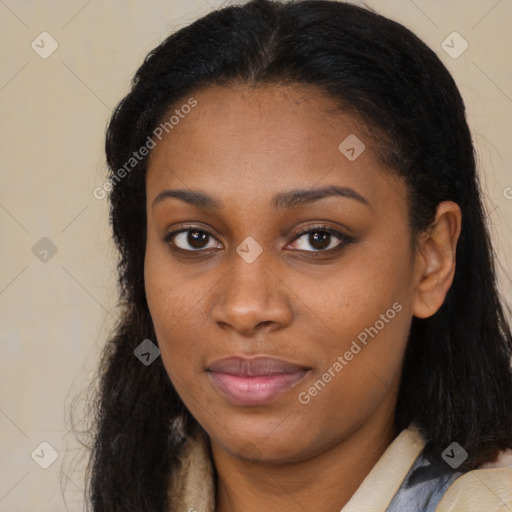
xmin=412 ymin=201 xmax=462 ymax=319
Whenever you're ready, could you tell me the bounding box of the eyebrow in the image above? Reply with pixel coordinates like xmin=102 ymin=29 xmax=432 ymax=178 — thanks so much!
xmin=152 ymin=184 xmax=370 ymax=210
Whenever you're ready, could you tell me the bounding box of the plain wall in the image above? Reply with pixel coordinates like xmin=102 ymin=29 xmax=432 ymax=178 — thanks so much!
xmin=1 ymin=0 xmax=511 ymax=510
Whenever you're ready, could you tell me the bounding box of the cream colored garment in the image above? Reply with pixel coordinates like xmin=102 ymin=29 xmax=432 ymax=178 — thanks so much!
xmin=167 ymin=427 xmax=215 ymax=512
xmin=340 ymin=426 xmax=426 ymax=511
xmin=167 ymin=425 xmax=512 ymax=511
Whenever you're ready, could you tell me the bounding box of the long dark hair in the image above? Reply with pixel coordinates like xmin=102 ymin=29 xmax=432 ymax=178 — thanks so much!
xmin=85 ymin=0 xmax=512 ymax=510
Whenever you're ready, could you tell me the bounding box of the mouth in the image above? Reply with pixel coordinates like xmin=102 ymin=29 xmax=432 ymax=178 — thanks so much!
xmin=206 ymin=355 xmax=311 ymax=406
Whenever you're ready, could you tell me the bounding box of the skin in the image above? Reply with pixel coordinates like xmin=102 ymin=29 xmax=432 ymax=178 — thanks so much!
xmin=144 ymin=83 xmax=461 ymax=512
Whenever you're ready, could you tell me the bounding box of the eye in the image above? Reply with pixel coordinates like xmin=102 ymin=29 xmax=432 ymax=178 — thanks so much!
xmin=287 ymin=225 xmax=352 ymax=253
xmin=164 ymin=226 xmax=222 ymax=252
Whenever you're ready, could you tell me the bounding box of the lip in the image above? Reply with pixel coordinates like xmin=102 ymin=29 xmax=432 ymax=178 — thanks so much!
xmin=207 ymin=356 xmax=310 ymax=406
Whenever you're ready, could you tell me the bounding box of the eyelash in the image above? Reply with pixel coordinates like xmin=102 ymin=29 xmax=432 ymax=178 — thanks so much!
xmin=163 ymin=224 xmax=354 ymax=256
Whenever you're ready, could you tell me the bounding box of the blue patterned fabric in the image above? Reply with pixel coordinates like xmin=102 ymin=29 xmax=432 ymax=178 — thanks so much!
xmin=385 ymin=450 xmax=463 ymax=512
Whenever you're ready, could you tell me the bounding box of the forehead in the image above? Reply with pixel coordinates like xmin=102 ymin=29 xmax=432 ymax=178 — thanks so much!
xmin=146 ymin=83 xmax=406 ymax=212
xmin=148 ymin=83 xmax=365 ymax=171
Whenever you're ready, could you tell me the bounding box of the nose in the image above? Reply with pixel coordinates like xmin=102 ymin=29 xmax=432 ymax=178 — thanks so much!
xmin=211 ymin=250 xmax=293 ymax=337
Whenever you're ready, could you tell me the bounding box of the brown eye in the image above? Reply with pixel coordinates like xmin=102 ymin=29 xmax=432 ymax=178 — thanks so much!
xmin=308 ymin=231 xmax=331 ymax=250
xmin=187 ymin=230 xmax=209 ymax=249
xmin=165 ymin=228 xmax=221 ymax=251
xmin=288 ymin=226 xmax=352 ymax=252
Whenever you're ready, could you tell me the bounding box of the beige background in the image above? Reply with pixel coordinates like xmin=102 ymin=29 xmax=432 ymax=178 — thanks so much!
xmin=0 ymin=0 xmax=511 ymax=510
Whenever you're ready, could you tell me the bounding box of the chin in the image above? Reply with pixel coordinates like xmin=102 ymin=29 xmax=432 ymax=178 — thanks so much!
xmin=205 ymin=410 xmax=326 ymax=463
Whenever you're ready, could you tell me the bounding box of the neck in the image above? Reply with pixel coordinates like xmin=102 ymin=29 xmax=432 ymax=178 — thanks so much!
xmin=211 ymin=404 xmax=398 ymax=512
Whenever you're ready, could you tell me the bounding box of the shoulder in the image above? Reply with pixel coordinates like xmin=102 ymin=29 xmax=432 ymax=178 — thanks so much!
xmin=435 ymin=467 xmax=512 ymax=511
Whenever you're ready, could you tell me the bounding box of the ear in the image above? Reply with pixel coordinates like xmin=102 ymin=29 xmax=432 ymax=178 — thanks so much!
xmin=412 ymin=201 xmax=462 ymax=319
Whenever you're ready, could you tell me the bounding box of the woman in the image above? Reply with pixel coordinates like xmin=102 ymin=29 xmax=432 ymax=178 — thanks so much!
xmin=87 ymin=0 xmax=512 ymax=510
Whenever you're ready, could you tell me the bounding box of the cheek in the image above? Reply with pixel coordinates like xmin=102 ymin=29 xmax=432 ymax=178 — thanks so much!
xmin=298 ymin=237 xmax=414 ymax=412
xmin=144 ymin=247 xmax=207 ymax=374
xmin=145 ymin=229 xmax=207 ymax=326
xmin=308 ymin=242 xmax=413 ymax=345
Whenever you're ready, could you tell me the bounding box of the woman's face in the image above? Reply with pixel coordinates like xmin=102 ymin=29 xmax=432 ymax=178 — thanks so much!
xmin=144 ymin=84 xmax=419 ymax=463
